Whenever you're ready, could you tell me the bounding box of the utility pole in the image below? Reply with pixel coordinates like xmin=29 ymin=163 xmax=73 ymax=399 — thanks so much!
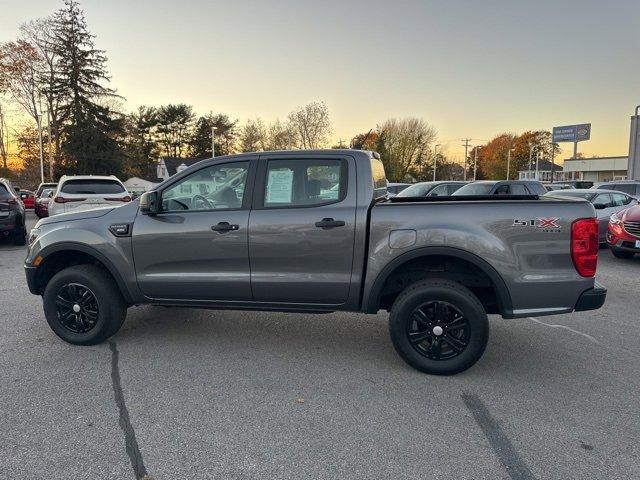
xmin=36 ymin=112 xmax=45 ymax=184
xmin=433 ymin=144 xmax=441 ymax=181
xmin=535 ymin=149 xmax=541 ymax=181
xmin=550 ymin=142 xmax=556 ymax=182
xmin=528 ymin=143 xmax=536 ymax=175
xmin=506 ymin=148 xmax=514 ymax=180
xmin=211 ymin=126 xmax=217 ymax=157
xmin=473 ymin=146 xmax=481 ymax=181
xmin=461 ymin=138 xmax=471 ymax=181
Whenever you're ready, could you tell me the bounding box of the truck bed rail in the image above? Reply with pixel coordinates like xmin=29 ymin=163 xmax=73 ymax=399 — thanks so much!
xmin=388 ymin=194 xmax=539 ymax=203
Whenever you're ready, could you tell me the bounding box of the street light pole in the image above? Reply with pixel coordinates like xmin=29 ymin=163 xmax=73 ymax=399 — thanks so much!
xmin=433 ymin=144 xmax=440 ymax=181
xmin=535 ymin=149 xmax=541 ymax=181
xmin=211 ymin=126 xmax=217 ymax=158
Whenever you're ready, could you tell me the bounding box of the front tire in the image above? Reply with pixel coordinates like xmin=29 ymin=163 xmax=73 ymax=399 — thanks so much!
xmin=610 ymin=247 xmax=635 ymax=259
xmin=389 ymin=279 xmax=489 ymax=375
xmin=43 ymin=264 xmax=127 ymax=345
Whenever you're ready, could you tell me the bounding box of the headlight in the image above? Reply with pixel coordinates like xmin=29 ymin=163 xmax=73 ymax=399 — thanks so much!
xmin=28 ymin=227 xmax=41 ymax=246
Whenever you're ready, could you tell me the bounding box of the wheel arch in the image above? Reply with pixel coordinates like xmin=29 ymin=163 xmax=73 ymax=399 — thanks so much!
xmin=364 ymin=246 xmax=513 ymax=316
xmin=34 ymin=242 xmax=134 ymax=305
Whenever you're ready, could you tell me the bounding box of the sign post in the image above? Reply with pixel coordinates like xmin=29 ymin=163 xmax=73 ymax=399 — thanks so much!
xmin=628 ymin=107 xmax=640 ymax=180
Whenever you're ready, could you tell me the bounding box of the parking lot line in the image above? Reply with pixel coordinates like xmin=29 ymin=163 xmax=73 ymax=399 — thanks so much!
xmin=527 ymin=317 xmax=600 ymax=345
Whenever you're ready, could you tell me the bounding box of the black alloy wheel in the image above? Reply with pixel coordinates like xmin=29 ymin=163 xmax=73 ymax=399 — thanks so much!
xmin=407 ymin=300 xmax=470 ymax=360
xmin=55 ymin=283 xmax=100 ymax=334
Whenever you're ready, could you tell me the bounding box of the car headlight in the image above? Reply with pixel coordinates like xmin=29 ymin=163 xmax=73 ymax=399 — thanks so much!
xmin=28 ymin=227 xmax=41 ymax=246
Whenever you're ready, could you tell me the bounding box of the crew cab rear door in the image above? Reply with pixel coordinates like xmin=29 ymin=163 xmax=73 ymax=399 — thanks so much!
xmin=248 ymin=154 xmax=357 ymax=305
xmin=132 ymin=158 xmax=256 ymax=301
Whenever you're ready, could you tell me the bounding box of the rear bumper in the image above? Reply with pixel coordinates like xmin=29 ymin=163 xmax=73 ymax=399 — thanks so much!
xmin=25 ymin=265 xmax=39 ymax=295
xmin=574 ymin=283 xmax=607 ymax=312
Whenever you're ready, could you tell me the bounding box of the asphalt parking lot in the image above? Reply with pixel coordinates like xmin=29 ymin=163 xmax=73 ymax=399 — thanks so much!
xmin=1 ymin=212 xmax=639 ymax=479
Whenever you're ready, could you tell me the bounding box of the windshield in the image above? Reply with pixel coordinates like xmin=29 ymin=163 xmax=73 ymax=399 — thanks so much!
xmin=397 ymin=183 xmax=432 ymax=197
xmin=547 ymin=191 xmax=596 ymax=201
xmin=452 ymin=183 xmax=494 ymax=195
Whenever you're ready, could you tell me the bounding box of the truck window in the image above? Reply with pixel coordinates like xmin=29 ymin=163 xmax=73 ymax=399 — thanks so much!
xmin=162 ymin=162 xmax=249 ymax=211
xmin=510 ymin=184 xmax=528 ymax=195
xmin=371 ymin=158 xmax=387 ymax=198
xmin=263 ymin=159 xmax=346 ymax=208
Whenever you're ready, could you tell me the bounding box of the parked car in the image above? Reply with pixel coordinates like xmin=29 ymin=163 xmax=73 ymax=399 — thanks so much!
xmin=607 ymin=204 xmax=640 ymax=258
xmin=0 ymin=177 xmax=27 ymax=245
xmin=19 ymin=190 xmax=35 ymax=209
xmin=396 ymin=181 xmax=467 ymax=197
xmin=35 ymin=182 xmax=58 ymax=198
xmin=594 ymin=180 xmax=640 ymax=198
xmin=34 ymin=188 xmax=55 ymax=219
xmin=545 ymin=189 xmax=637 ymax=243
xmin=545 ymin=184 xmax=572 ymax=192
xmin=555 ymin=181 xmax=594 ymax=189
xmin=25 ymin=150 xmax=605 ymax=376
xmin=452 ymin=180 xmax=547 ymax=196
xmin=48 ymin=175 xmax=131 ymax=216
xmin=386 ymin=182 xmax=412 ymax=197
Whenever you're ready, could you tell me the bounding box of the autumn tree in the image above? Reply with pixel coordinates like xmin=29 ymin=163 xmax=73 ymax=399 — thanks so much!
xmin=376 ymin=117 xmax=437 ymax=182
xmin=288 ymin=101 xmax=332 ymax=149
xmin=350 ymin=130 xmax=379 ymax=150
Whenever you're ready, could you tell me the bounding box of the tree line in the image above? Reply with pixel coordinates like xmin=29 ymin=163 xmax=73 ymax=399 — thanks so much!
xmin=0 ymin=0 xmax=559 ymax=189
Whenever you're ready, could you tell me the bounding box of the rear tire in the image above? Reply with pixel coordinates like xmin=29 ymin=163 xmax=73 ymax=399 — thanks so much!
xmin=611 ymin=247 xmax=635 ymax=259
xmin=43 ymin=264 xmax=127 ymax=345
xmin=389 ymin=279 xmax=489 ymax=375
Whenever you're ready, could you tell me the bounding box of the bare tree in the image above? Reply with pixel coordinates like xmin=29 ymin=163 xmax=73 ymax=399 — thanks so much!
xmin=21 ymin=17 xmax=63 ymax=178
xmin=239 ymin=118 xmax=267 ymax=152
xmin=265 ymin=118 xmax=295 ymax=150
xmin=0 ymin=104 xmax=8 ymax=169
xmin=377 ymin=117 xmax=437 ymax=181
xmin=0 ymin=39 xmax=45 ymax=181
xmin=287 ymin=101 xmax=332 ymax=149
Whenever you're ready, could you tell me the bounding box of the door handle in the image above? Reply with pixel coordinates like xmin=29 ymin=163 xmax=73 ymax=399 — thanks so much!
xmin=315 ymin=218 xmax=346 ymax=229
xmin=211 ymin=221 xmax=239 ymax=233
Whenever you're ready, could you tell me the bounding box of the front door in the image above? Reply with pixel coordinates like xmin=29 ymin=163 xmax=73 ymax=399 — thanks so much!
xmin=248 ymin=155 xmax=357 ymax=305
xmin=132 ymin=160 xmax=254 ymax=301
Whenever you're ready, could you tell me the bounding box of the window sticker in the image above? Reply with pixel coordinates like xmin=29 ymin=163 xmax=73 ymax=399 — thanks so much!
xmin=266 ymin=168 xmax=294 ymax=203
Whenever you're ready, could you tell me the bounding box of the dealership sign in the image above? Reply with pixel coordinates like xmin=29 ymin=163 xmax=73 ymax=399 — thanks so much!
xmin=552 ymin=124 xmax=591 ymax=143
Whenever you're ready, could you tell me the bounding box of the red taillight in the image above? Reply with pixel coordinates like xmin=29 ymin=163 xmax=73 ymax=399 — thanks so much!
xmin=571 ymin=218 xmax=599 ymax=277
xmin=54 ymin=196 xmax=86 ymax=203
xmin=106 ymin=196 xmax=131 ymax=202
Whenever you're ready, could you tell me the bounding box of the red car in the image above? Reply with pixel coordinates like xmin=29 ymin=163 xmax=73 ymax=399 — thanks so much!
xmin=607 ymin=204 xmax=640 ymax=258
xmin=34 ymin=188 xmax=56 ymax=218
xmin=19 ymin=190 xmax=35 ymax=209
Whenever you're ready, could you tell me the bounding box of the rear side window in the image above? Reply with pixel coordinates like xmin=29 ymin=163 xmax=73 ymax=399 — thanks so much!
xmin=371 ymin=159 xmax=387 ymax=198
xmin=61 ymin=179 xmax=125 ymax=194
xmin=509 ymin=184 xmax=528 ymax=195
xmin=609 ymin=183 xmax=634 ymax=195
xmin=593 ymin=193 xmax=613 ymax=208
xmin=611 ymin=193 xmax=631 ymax=206
xmin=0 ymin=184 xmax=12 ymax=200
xmin=263 ymin=159 xmax=346 ymax=208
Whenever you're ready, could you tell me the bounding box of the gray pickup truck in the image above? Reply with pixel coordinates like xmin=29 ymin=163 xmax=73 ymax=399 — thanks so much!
xmin=24 ymin=150 xmax=606 ymax=375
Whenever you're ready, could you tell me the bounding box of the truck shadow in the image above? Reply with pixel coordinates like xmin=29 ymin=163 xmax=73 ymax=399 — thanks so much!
xmin=110 ymin=306 xmax=587 ymax=386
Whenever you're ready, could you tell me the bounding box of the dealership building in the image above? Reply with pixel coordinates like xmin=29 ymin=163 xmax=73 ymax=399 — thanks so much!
xmin=519 ymin=155 xmax=628 ymax=183
xmin=560 ymin=156 xmax=628 ymax=182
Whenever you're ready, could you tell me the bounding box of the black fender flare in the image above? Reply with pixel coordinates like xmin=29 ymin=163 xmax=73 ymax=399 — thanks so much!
xmin=365 ymin=246 xmax=513 ymax=315
xmin=36 ymin=242 xmax=134 ymax=304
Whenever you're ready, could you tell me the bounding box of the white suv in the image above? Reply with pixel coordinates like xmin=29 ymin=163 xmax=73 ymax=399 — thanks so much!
xmin=48 ymin=175 xmax=131 ymax=216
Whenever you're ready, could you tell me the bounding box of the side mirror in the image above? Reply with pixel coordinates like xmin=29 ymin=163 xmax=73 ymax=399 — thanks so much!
xmin=139 ymin=191 xmax=160 ymax=214
xmin=593 ymin=203 xmax=606 ymax=210
xmin=14 ymin=187 xmax=20 ymax=193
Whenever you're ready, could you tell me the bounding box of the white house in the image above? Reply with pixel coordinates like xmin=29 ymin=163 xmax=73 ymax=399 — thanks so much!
xmin=156 ymin=157 xmax=204 ymax=181
xmin=123 ymin=177 xmax=157 ymax=196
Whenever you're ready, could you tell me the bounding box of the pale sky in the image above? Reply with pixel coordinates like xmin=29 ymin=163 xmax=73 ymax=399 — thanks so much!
xmin=2 ymin=0 xmax=639 ymax=161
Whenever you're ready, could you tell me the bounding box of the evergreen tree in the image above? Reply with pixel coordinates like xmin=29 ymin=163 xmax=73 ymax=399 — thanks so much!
xmin=189 ymin=113 xmax=238 ymax=158
xmin=50 ymin=0 xmax=123 ymax=176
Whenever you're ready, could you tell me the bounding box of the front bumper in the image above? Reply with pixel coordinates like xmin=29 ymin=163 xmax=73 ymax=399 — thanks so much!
xmin=574 ymin=283 xmax=607 ymax=312
xmin=25 ymin=265 xmax=39 ymax=295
